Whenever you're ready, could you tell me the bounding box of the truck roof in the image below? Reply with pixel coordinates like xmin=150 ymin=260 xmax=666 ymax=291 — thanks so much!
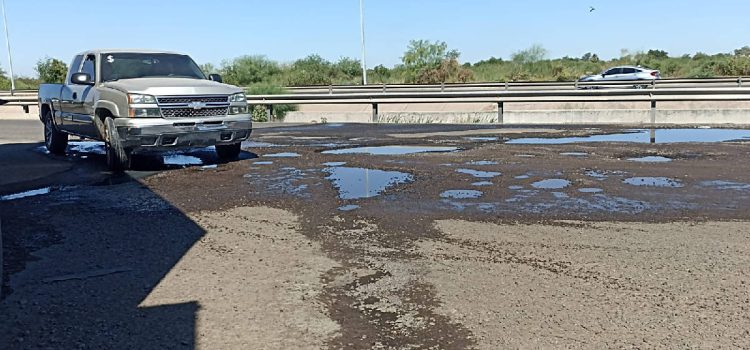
xmin=75 ymin=49 xmax=184 ymax=56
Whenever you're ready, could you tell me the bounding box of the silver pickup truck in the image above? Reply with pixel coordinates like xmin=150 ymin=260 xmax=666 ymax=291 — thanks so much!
xmin=38 ymin=49 xmax=253 ymax=170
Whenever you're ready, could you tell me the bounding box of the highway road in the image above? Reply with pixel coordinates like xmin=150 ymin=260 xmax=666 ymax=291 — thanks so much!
xmin=2 ymin=120 xmax=750 ymax=348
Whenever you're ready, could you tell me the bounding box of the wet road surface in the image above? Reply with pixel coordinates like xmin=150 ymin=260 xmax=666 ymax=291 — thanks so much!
xmin=2 ymin=122 xmax=750 ymax=348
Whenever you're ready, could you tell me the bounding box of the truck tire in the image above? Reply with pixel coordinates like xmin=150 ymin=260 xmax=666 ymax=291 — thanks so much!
xmin=104 ymin=117 xmax=130 ymax=171
xmin=215 ymin=143 xmax=241 ymax=160
xmin=43 ymin=110 xmax=68 ymax=155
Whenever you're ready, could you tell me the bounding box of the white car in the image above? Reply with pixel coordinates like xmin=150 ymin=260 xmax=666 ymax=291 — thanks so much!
xmin=579 ymin=66 xmax=661 ymax=82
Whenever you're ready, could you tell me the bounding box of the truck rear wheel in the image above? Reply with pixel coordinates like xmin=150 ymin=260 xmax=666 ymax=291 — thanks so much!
xmin=104 ymin=117 xmax=130 ymax=171
xmin=43 ymin=111 xmax=68 ymax=155
xmin=215 ymin=143 xmax=241 ymax=160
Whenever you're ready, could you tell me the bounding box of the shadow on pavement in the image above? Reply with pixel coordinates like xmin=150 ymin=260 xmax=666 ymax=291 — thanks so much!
xmin=0 ymin=141 xmax=254 ymax=348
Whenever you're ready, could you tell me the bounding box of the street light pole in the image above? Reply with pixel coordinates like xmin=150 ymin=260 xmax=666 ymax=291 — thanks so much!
xmin=1 ymin=0 xmax=15 ymax=94
xmin=359 ymin=0 xmax=367 ymax=85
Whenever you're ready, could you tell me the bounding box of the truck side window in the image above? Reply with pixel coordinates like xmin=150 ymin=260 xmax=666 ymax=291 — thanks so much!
xmin=67 ymin=55 xmax=83 ymax=83
xmin=81 ymin=55 xmax=96 ymax=81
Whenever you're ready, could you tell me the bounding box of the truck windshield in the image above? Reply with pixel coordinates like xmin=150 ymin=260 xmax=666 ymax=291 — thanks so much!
xmin=101 ymin=53 xmax=207 ymax=82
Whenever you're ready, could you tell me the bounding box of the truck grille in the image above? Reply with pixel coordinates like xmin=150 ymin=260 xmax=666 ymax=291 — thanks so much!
xmin=161 ymin=107 xmax=228 ymax=118
xmin=157 ymin=95 xmax=229 ymax=104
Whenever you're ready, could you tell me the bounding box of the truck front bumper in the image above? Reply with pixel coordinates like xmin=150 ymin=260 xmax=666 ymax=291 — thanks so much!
xmin=113 ymin=114 xmax=253 ymax=153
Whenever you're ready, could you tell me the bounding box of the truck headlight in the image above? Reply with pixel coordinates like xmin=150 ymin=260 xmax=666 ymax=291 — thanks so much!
xmin=229 ymin=93 xmax=246 ymax=103
xmin=129 ymin=108 xmax=162 ymax=118
xmin=128 ymin=94 xmax=157 ymax=104
xmin=229 ymin=105 xmax=248 ymax=115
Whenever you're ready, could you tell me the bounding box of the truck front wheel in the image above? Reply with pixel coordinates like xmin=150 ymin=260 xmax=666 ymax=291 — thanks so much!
xmin=215 ymin=143 xmax=241 ymax=160
xmin=43 ymin=111 xmax=68 ymax=155
xmin=104 ymin=117 xmax=130 ymax=171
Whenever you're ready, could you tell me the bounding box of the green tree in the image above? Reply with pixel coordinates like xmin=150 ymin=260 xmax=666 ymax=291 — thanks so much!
xmin=285 ymin=55 xmax=334 ymax=86
xmin=35 ymin=57 xmax=68 ymax=83
xmin=334 ymin=57 xmax=362 ymax=82
xmin=511 ymin=44 xmax=547 ymax=64
xmin=220 ymin=55 xmax=281 ymax=86
xmin=401 ymin=39 xmax=467 ymax=83
xmin=199 ymin=63 xmax=218 ymax=75
xmin=734 ymin=46 xmax=750 ymax=57
xmin=646 ymin=49 xmax=669 ymax=59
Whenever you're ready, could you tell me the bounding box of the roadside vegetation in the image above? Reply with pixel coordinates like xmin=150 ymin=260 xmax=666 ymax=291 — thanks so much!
xmin=4 ymin=43 xmax=750 ymax=92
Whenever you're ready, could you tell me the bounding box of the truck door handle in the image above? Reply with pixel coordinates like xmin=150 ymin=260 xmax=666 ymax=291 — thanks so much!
xmin=72 ymin=92 xmax=77 ymax=100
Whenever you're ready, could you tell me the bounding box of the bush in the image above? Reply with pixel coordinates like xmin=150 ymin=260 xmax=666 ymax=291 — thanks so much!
xmin=35 ymin=57 xmax=67 ymax=84
xmin=246 ymin=83 xmax=297 ymax=122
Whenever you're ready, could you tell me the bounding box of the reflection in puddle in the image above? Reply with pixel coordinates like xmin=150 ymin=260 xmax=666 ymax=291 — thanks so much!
xmin=163 ymin=155 xmax=203 ymax=166
xmin=508 ymin=185 xmax=524 ymax=190
xmin=69 ymin=141 xmax=106 ymax=155
xmin=253 ymin=161 xmax=274 ymax=165
xmin=466 ymin=137 xmax=499 ymax=142
xmin=508 ymin=129 xmax=750 ymax=144
xmin=324 ymin=167 xmax=413 ymax=200
xmin=466 ymin=160 xmax=498 ymax=166
xmin=201 ymin=164 xmax=218 ymax=170
xmin=552 ymin=192 xmax=569 ymax=199
xmin=472 ymin=181 xmax=493 ymax=187
xmin=338 ymin=204 xmax=360 ymax=212
xmin=579 ymin=187 xmax=604 ymax=193
xmin=514 ymin=174 xmax=530 ymax=180
xmin=322 ymin=162 xmax=347 ymax=167
xmin=244 ymin=167 xmax=312 ymax=197
xmin=560 ymin=152 xmax=588 ymax=157
xmin=264 ymin=152 xmax=301 ymax=158
xmin=440 ymin=190 xmax=484 ymax=199
xmin=623 ymin=177 xmax=684 ymax=188
xmin=628 ymin=156 xmax=672 ymax=163
xmin=531 ymin=179 xmax=571 ymax=189
xmin=585 ymin=169 xmax=627 ymax=180
xmin=1 ymin=187 xmax=54 ymax=201
xmin=456 ymin=168 xmax=502 ymax=178
xmin=242 ymin=141 xmax=284 ymax=148
xmin=322 ymin=146 xmax=459 ymax=156
xmin=699 ymin=180 xmax=750 ymax=190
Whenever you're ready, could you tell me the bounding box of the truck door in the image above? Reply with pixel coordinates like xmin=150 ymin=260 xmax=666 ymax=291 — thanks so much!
xmin=58 ymin=54 xmax=83 ymax=133
xmin=60 ymin=54 xmax=98 ymax=137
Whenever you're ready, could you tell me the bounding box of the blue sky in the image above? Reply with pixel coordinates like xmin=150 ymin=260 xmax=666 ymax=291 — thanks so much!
xmin=2 ymin=0 xmax=749 ymax=76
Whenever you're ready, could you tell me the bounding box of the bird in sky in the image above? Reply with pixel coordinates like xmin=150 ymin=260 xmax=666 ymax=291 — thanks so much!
xmin=589 ymin=6 xmax=596 ymax=12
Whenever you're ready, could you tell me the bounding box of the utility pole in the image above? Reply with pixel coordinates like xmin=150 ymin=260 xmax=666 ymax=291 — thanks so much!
xmin=359 ymin=0 xmax=367 ymax=85
xmin=1 ymin=0 xmax=15 ymax=94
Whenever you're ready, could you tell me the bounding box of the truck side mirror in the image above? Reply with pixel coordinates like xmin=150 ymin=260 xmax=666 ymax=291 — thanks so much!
xmin=208 ymin=74 xmax=223 ymax=83
xmin=71 ymin=73 xmax=94 ymax=85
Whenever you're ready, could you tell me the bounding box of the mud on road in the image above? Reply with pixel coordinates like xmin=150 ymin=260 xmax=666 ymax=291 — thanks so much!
xmin=2 ymin=124 xmax=750 ymax=349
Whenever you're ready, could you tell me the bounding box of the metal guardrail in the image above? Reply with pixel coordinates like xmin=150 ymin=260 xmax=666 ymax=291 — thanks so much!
xmin=246 ymin=87 xmax=750 ymax=123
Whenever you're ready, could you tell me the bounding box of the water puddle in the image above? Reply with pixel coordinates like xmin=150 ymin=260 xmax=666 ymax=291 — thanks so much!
xmin=699 ymin=180 xmax=750 ymax=190
xmin=623 ymin=177 xmax=684 ymax=188
xmin=472 ymin=181 xmax=493 ymax=187
xmin=585 ymin=169 xmax=627 ymax=180
xmin=264 ymin=152 xmax=301 ymax=158
xmin=552 ymin=192 xmax=569 ymax=199
xmin=578 ymin=187 xmax=604 ymax=193
xmin=507 ymin=129 xmax=750 ymax=144
xmin=466 ymin=137 xmax=499 ymax=142
xmin=514 ymin=174 xmax=531 ymax=180
xmin=244 ymin=167 xmax=312 ymax=197
xmin=163 ymin=155 xmax=203 ymax=166
xmin=516 ymin=154 xmax=536 ymax=158
xmin=531 ymin=179 xmax=571 ymax=189
xmin=242 ymin=141 xmax=284 ymax=148
xmin=68 ymin=141 xmax=106 ymax=155
xmin=508 ymin=185 xmax=525 ymax=190
xmin=627 ymin=156 xmax=672 ymax=163
xmin=440 ymin=190 xmax=484 ymax=199
xmin=338 ymin=204 xmax=361 ymax=212
xmin=322 ymin=162 xmax=347 ymax=167
xmin=466 ymin=160 xmax=499 ymax=166
xmin=456 ymin=168 xmax=502 ymax=178
xmin=1 ymin=187 xmax=54 ymax=201
xmin=253 ymin=161 xmax=274 ymax=165
xmin=560 ymin=152 xmax=588 ymax=157
xmin=322 ymin=146 xmax=459 ymax=156
xmin=323 ymin=167 xmax=413 ymax=200
xmin=201 ymin=164 xmax=218 ymax=170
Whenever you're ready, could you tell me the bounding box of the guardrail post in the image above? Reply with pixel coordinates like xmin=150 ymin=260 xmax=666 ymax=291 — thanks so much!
xmin=497 ymin=102 xmax=504 ymax=124
xmin=739 ymin=77 xmax=743 ymax=88
xmin=371 ymin=103 xmax=378 ymax=123
xmin=574 ymin=80 xmax=579 ymax=89
xmin=382 ymin=83 xmax=386 ymax=93
xmin=504 ymin=82 xmax=509 ymax=91
xmin=441 ymin=82 xmax=445 ymax=92
xmin=22 ymin=105 xmax=29 ymax=113
xmin=650 ymin=100 xmax=657 ymax=143
xmin=651 ymin=80 xmax=656 ymax=89
xmin=329 ymin=85 xmax=333 ymax=95
xmin=266 ymin=104 xmax=273 ymax=122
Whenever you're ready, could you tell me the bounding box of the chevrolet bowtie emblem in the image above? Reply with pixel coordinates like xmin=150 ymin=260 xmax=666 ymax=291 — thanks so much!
xmin=187 ymin=101 xmax=207 ymax=110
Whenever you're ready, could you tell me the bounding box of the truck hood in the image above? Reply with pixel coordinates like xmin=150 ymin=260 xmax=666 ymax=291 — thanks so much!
xmin=102 ymin=78 xmax=242 ymax=96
